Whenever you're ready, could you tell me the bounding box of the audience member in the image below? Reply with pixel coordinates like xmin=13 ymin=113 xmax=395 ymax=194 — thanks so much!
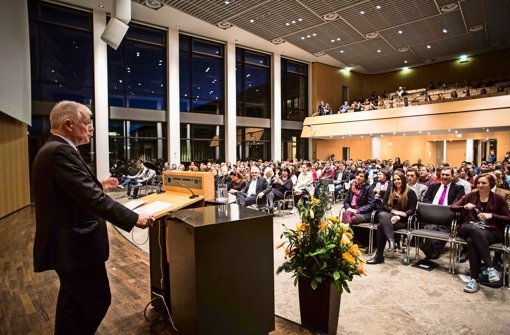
xmin=341 ymin=170 xmax=374 ymax=224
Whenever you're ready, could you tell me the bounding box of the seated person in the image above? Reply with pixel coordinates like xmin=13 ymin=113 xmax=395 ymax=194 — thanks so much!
xmin=450 ymin=90 xmax=459 ymax=98
xmin=118 ymin=162 xmax=145 ymax=189
xmin=419 ymin=167 xmax=465 ymax=259
xmin=228 ymin=171 xmax=246 ymax=193
xmin=127 ymin=163 xmax=156 ymax=199
xmin=293 ymin=162 xmax=314 ymax=204
xmin=451 ymin=173 xmax=510 ymax=293
xmin=341 ymin=170 xmax=374 ymax=224
xmin=373 ymin=169 xmax=391 ymax=209
xmin=266 ymin=167 xmax=293 ymax=209
xmin=215 ymin=165 xmax=231 ymax=189
xmin=333 ymin=161 xmax=350 ymax=199
xmin=338 ymin=101 xmax=350 ymax=113
xmin=236 ymin=166 xmax=269 ymax=207
xmin=406 ymin=167 xmax=428 ymax=202
xmin=367 ymin=171 xmax=418 ymax=264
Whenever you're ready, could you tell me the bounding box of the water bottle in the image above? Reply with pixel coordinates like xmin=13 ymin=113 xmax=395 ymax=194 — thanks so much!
xmin=402 ymin=247 xmax=410 ymax=265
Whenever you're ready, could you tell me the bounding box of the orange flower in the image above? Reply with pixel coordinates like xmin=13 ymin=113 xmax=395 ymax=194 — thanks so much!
xmin=327 ymin=216 xmax=339 ymax=224
xmin=345 ymin=232 xmax=353 ymax=240
xmin=296 ymin=223 xmax=308 ymax=232
xmin=342 ymin=252 xmax=355 ymax=265
xmin=357 ymin=264 xmax=366 ymax=276
xmin=319 ymin=220 xmax=328 ymax=231
xmin=340 ymin=233 xmax=352 ymax=246
xmin=285 ymin=246 xmax=293 ymax=256
xmin=349 ymin=244 xmax=361 ymax=257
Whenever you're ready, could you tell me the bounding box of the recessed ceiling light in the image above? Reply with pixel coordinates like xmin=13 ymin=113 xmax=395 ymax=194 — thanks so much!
xmin=312 ymin=33 xmax=317 ymax=36
xmin=376 ymin=5 xmax=381 ymax=9
xmin=398 ymin=30 xmax=403 ymax=34
xmin=440 ymin=3 xmax=458 ymax=12
xmin=98 ymin=4 xmax=104 ymax=8
xmin=271 ymin=38 xmax=285 ymax=45
xmin=427 ymin=45 xmax=431 ymax=49
xmin=224 ymin=1 xmax=230 ymax=4
xmin=250 ymin=19 xmax=254 ymax=23
xmin=442 ymin=28 xmax=448 ymax=33
xmin=404 ymin=60 xmax=408 ymax=64
xmin=377 ymin=49 xmax=381 ymax=53
xmin=365 ymin=32 xmax=379 ymax=39
xmin=360 ymin=10 xmax=365 ymax=15
xmin=292 ymin=20 xmax=296 ymax=24
xmin=323 ymin=13 xmax=338 ymax=21
xmin=340 ymin=50 xmax=344 ymax=53
xmin=301 ymin=36 xmax=305 ymax=40
xmin=286 ymin=22 xmax=290 ymax=26
xmin=175 ymin=24 xmax=180 ymax=27
xmin=217 ymin=21 xmax=232 ymax=29
xmin=313 ymin=51 xmax=325 ymax=57
xmin=398 ymin=47 xmax=409 ymax=52
xmin=469 ymin=25 xmax=484 ymax=32
xmin=298 ymin=18 xmax=303 ymax=22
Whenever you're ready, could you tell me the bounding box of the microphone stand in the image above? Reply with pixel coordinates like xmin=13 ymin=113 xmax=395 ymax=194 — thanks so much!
xmin=167 ymin=177 xmax=199 ymax=199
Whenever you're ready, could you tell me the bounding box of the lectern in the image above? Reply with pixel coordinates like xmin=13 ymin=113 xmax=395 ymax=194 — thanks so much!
xmin=166 ymin=204 xmax=275 ymax=335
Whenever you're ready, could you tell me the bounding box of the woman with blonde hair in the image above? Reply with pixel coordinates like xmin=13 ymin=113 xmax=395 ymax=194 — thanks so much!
xmin=367 ymin=171 xmax=418 ymax=264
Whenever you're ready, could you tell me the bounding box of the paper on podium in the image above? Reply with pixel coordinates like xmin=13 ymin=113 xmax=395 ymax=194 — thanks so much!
xmin=134 ymin=201 xmax=174 ymax=216
xmin=123 ymin=199 xmax=148 ymax=210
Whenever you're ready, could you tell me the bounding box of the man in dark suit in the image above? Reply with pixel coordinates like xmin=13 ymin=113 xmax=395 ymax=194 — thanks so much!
xmin=32 ymin=101 xmax=154 ymax=335
xmin=236 ymin=166 xmax=270 ymax=207
xmin=420 ymin=166 xmax=465 ymax=259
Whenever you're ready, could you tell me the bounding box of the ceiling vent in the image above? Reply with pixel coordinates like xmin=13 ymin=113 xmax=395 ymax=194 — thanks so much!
xmin=313 ymin=51 xmax=325 ymax=57
xmin=271 ymin=38 xmax=285 ymax=45
xmin=440 ymin=3 xmax=458 ymax=12
xmin=398 ymin=47 xmax=409 ymax=52
xmin=365 ymin=32 xmax=379 ymax=39
xmin=323 ymin=13 xmax=338 ymax=21
xmin=217 ymin=21 xmax=233 ymax=29
xmin=143 ymin=0 xmax=163 ymax=10
xmin=469 ymin=25 xmax=484 ymax=32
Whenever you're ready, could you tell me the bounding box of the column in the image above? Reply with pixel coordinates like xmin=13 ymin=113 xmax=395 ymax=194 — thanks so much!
xmin=92 ymin=10 xmax=109 ymax=180
xmin=466 ymin=138 xmax=474 ymax=162
xmin=167 ymin=28 xmax=180 ymax=165
xmin=272 ymin=54 xmax=282 ymax=161
xmin=371 ymin=136 xmax=381 ymax=160
xmin=225 ymin=42 xmax=237 ymax=164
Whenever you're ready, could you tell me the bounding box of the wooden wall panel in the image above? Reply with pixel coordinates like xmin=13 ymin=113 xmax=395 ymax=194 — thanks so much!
xmin=316 ymin=138 xmax=371 ymax=161
xmin=446 ymin=140 xmax=467 ymax=166
xmin=311 ymin=49 xmax=510 ymax=111
xmin=0 ymin=113 xmax=30 ymax=219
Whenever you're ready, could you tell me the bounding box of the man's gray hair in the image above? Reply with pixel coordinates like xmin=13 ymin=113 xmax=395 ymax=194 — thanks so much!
xmin=49 ymin=100 xmax=91 ymax=129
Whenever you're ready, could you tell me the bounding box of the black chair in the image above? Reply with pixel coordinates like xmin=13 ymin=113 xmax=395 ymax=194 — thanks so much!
xmin=408 ymin=203 xmax=458 ymax=273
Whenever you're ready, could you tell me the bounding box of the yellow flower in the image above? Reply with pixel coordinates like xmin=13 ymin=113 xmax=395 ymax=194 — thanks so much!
xmin=310 ymin=209 xmax=314 ymax=219
xmin=327 ymin=216 xmax=339 ymax=224
xmin=275 ymin=241 xmax=285 ymax=249
xmin=339 ymin=223 xmax=350 ymax=233
xmin=310 ymin=197 xmax=320 ymax=206
xmin=340 ymin=233 xmax=352 ymax=246
xmin=357 ymin=264 xmax=366 ymax=276
xmin=319 ymin=220 xmax=328 ymax=231
xmin=349 ymin=244 xmax=361 ymax=257
xmin=296 ymin=223 xmax=308 ymax=232
xmin=342 ymin=252 xmax=355 ymax=265
xmin=345 ymin=232 xmax=353 ymax=240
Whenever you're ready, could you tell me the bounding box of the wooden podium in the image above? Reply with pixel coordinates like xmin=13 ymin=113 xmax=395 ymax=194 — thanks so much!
xmin=166 ymin=204 xmax=275 ymax=335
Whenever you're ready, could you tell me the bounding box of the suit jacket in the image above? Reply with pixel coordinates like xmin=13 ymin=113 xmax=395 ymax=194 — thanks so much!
xmin=343 ymin=183 xmax=375 ymax=220
xmin=241 ymin=177 xmax=269 ymax=196
xmin=423 ymin=182 xmax=465 ymax=205
xmin=32 ymin=135 xmax=138 ymax=272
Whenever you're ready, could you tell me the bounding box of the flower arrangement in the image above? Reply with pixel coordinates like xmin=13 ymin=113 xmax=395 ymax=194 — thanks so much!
xmin=276 ymin=188 xmax=366 ymax=293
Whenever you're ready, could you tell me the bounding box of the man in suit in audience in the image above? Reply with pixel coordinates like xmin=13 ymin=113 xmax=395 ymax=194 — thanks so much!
xmin=32 ymin=101 xmax=154 ymax=335
xmin=237 ymin=166 xmax=270 ymax=207
xmin=420 ymin=166 xmax=465 ymax=259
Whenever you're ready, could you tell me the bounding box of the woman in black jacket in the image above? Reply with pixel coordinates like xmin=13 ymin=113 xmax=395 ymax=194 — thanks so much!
xmin=341 ymin=170 xmax=375 ymax=224
xmin=367 ymin=171 xmax=418 ymax=264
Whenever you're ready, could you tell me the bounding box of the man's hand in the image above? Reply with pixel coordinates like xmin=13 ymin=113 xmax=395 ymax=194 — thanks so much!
xmin=102 ymin=176 xmax=119 ymax=190
xmin=135 ymin=213 xmax=155 ymax=229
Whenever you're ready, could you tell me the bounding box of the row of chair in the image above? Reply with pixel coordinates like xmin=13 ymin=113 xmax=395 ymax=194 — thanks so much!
xmin=353 ymin=203 xmax=510 ymax=286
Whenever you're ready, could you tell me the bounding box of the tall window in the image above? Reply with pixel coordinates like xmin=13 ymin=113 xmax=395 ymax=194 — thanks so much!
xmin=236 ymin=48 xmax=271 ymax=118
xmin=180 ymin=124 xmax=225 ymax=163
xmin=179 ymin=35 xmax=224 ymax=114
xmin=236 ymin=127 xmax=270 ymax=161
xmin=28 ymin=1 xmax=95 ymax=168
xmin=108 ymin=23 xmax=166 ymax=110
xmin=281 ymin=59 xmax=308 ymax=121
xmin=281 ymin=129 xmax=308 ymax=161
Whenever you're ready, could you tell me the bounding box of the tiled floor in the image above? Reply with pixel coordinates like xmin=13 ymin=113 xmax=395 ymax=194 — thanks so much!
xmin=111 ymin=191 xmax=510 ymax=334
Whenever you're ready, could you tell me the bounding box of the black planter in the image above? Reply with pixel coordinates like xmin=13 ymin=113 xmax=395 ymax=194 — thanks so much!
xmin=298 ymin=277 xmax=341 ymax=335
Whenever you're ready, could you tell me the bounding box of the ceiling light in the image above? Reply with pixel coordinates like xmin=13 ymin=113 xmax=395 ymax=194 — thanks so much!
xmin=271 ymin=38 xmax=285 ymax=44
xmin=365 ymin=32 xmax=379 ymax=39
xmin=440 ymin=3 xmax=458 ymax=12
xmin=398 ymin=30 xmax=403 ymax=34
xmin=376 ymin=5 xmax=381 ymax=9
xmin=426 ymin=45 xmax=431 ymax=49
xmin=340 ymin=50 xmax=344 ymax=53
xmin=460 ymin=54 xmax=468 ymax=60
xmin=344 ymin=67 xmax=351 ymax=71
xmin=442 ymin=28 xmax=448 ymax=33
xmin=98 ymin=4 xmax=104 ymax=8
xmin=360 ymin=11 xmax=365 ymax=15
xmin=144 ymin=0 xmax=163 ymax=9
xmin=469 ymin=25 xmax=484 ymax=32
xmin=403 ymin=66 xmax=409 ymax=70
xmin=298 ymin=18 xmax=303 ymax=21
xmin=286 ymin=22 xmax=290 ymax=26
xmin=323 ymin=13 xmax=338 ymax=21
xmin=313 ymin=51 xmax=325 ymax=57
xmin=404 ymin=60 xmax=408 ymax=64
xmin=312 ymin=33 xmax=317 ymax=36
xmin=250 ymin=19 xmax=255 ymax=23
xmin=224 ymin=1 xmax=230 ymax=4
xmin=292 ymin=20 xmax=296 ymax=24
xmin=377 ymin=49 xmax=381 ymax=53
xmin=301 ymin=36 xmax=305 ymax=40
xmin=217 ymin=21 xmax=232 ymax=29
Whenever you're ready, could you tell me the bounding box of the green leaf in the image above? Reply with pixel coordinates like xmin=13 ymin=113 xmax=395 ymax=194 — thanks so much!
xmin=333 ymin=271 xmax=340 ymax=281
xmin=311 ymin=280 xmax=318 ymax=290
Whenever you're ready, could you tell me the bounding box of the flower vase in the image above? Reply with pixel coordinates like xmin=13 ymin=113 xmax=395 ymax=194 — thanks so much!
xmin=298 ymin=277 xmax=341 ymax=335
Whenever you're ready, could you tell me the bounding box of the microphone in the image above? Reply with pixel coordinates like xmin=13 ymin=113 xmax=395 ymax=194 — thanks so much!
xmin=167 ymin=177 xmax=199 ymax=199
